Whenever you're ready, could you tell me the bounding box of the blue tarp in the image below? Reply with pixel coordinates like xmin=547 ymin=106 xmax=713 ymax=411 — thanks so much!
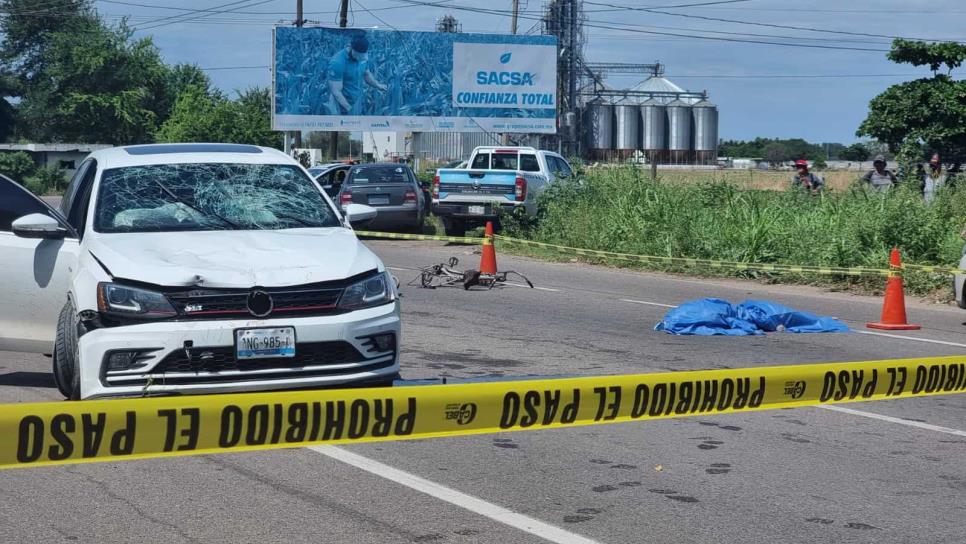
xmin=655 ymin=298 xmax=849 ymax=336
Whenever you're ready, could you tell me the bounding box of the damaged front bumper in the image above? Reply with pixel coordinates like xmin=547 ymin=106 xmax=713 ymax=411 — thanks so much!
xmin=78 ymin=302 xmax=401 ymax=399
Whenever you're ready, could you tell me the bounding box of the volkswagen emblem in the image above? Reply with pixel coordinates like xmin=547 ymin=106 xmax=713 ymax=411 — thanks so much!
xmin=247 ymin=290 xmax=273 ymax=317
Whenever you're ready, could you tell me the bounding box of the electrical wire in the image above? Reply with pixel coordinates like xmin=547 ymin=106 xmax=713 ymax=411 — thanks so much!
xmin=389 ymin=0 xmax=891 ymax=52
xmin=583 ymin=1 xmax=966 ymax=43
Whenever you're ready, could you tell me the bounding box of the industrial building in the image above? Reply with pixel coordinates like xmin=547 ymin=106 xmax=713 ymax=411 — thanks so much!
xmin=360 ymin=2 xmax=719 ymax=165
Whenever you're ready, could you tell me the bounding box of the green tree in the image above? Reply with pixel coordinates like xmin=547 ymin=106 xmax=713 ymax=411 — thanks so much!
xmin=763 ymin=142 xmax=789 ymax=166
xmin=840 ymin=143 xmax=870 ymax=162
xmin=0 ymin=71 xmax=17 ymax=141
xmin=3 ymin=1 xmax=172 ymax=144
xmin=227 ymin=87 xmax=281 ymax=148
xmin=858 ymin=39 xmax=966 ymax=162
xmin=0 ymin=0 xmax=97 ymax=79
xmin=156 ymin=86 xmax=281 ymax=149
xmin=0 ymin=150 xmax=36 ymax=180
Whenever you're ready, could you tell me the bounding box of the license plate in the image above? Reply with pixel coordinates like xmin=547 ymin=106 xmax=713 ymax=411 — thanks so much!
xmin=468 ymin=205 xmax=486 ymax=215
xmin=368 ymin=195 xmax=390 ymax=206
xmin=235 ymin=327 xmax=296 ymax=360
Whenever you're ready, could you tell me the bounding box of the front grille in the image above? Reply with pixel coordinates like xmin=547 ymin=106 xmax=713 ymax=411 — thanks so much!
xmin=103 ymin=341 xmax=396 ymax=387
xmin=155 ymin=341 xmax=364 ymax=373
xmin=166 ymin=286 xmax=343 ymax=319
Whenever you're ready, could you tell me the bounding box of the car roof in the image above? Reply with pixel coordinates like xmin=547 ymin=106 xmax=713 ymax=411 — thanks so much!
xmin=87 ymin=143 xmax=296 ymax=168
xmin=352 ymin=162 xmax=410 ymax=169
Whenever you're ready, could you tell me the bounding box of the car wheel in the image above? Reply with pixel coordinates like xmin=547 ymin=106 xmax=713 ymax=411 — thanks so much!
xmin=442 ymin=218 xmax=466 ymax=237
xmin=53 ymin=301 xmax=82 ymax=400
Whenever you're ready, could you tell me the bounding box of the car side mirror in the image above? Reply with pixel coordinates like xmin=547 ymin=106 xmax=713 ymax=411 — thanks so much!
xmin=12 ymin=213 xmax=69 ymax=239
xmin=345 ymin=203 xmax=377 ymax=229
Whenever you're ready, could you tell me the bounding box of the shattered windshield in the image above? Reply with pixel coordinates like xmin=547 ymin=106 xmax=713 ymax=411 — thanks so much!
xmin=94 ymin=163 xmax=341 ymax=233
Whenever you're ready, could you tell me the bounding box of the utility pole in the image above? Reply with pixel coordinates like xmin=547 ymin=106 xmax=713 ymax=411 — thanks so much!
xmin=502 ymin=0 xmax=520 ymax=146
xmin=510 ymin=0 xmax=519 ymax=34
xmin=330 ymin=0 xmax=350 ymax=160
xmin=291 ymin=0 xmax=304 ymax=152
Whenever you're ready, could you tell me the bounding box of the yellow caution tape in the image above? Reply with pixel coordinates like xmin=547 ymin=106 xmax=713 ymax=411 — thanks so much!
xmin=354 ymin=230 xmax=483 ymax=244
xmin=351 ymin=230 xmax=965 ymax=276
xmin=903 ymin=263 xmax=966 ymax=275
xmin=3 ymin=356 xmax=965 ymax=470
xmin=495 ymin=236 xmax=896 ymax=277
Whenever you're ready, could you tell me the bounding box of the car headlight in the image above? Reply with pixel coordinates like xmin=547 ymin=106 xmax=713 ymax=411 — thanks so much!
xmin=338 ymin=272 xmax=396 ymax=310
xmin=97 ymin=282 xmax=178 ymax=319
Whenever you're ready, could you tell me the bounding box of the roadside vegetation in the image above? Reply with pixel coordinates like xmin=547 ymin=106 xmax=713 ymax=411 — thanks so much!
xmin=502 ymin=167 xmax=965 ymax=299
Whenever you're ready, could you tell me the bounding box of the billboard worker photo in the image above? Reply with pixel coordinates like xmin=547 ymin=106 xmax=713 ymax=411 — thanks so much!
xmin=327 ymin=33 xmax=387 ymax=115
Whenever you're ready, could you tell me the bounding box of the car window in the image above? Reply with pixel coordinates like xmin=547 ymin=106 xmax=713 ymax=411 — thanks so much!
xmin=551 ymin=156 xmax=564 ymax=175
xmin=0 ymin=175 xmax=60 ymax=232
xmin=520 ymin=154 xmax=540 ymax=172
xmin=66 ymin=160 xmax=97 ymax=236
xmin=491 ymin=153 xmax=518 ymax=170
xmin=94 ymin=163 xmax=341 ymax=233
xmin=348 ymin=166 xmax=410 ymax=184
xmin=556 ymin=157 xmax=574 ymax=178
xmin=470 ymin=153 xmax=489 ymax=169
xmin=59 ymin=159 xmax=94 ymax=218
xmin=318 ymin=167 xmax=348 ymax=185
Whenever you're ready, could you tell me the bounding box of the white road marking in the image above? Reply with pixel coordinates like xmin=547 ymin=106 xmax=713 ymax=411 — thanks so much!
xmin=311 ymin=446 xmax=602 ymax=544
xmin=503 ymin=282 xmax=560 ymax=292
xmin=817 ymin=405 xmax=966 ymax=437
xmin=619 ymin=298 xmax=678 ymax=309
xmin=388 ymin=266 xmax=415 ymax=272
xmin=855 ymin=330 xmax=966 ymax=349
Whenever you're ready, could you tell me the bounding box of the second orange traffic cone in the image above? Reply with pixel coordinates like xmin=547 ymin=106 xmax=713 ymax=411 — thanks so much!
xmin=479 ymin=221 xmax=498 ymax=275
xmin=866 ymin=248 xmax=920 ymax=330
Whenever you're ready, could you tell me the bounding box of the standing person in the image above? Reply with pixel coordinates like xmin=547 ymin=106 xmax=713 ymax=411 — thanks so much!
xmin=790 ymin=159 xmax=823 ymax=192
xmin=326 ymin=33 xmax=388 ymax=115
xmin=921 ymin=153 xmax=947 ymax=203
xmin=862 ymin=154 xmax=897 ymax=191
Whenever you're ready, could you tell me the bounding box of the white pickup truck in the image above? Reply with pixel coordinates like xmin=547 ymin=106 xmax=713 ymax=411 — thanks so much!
xmin=432 ymin=146 xmax=575 ymax=236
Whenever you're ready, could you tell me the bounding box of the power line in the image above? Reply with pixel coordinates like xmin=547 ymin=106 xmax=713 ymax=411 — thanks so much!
xmin=136 ymin=0 xmax=275 ymax=31
xmin=583 ymin=1 xmax=966 ymax=43
xmin=390 ymin=0 xmax=890 ymax=52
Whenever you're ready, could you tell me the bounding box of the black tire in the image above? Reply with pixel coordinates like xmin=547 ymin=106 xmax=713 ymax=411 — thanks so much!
xmin=52 ymin=301 xmax=81 ymax=400
xmin=442 ymin=218 xmax=466 ymax=237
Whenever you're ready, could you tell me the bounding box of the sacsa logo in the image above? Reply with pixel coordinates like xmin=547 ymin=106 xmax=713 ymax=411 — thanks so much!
xmin=476 ymin=51 xmax=535 ymax=87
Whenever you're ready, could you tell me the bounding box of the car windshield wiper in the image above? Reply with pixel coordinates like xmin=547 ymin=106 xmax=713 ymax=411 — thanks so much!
xmin=150 ymin=179 xmax=241 ymax=230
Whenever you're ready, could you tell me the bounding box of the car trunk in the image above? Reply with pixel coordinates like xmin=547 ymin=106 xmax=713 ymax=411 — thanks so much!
xmin=349 ymin=183 xmax=411 ymax=207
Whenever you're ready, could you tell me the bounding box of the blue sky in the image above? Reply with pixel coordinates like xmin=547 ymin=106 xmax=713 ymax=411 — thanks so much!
xmin=95 ymin=0 xmax=966 ymax=143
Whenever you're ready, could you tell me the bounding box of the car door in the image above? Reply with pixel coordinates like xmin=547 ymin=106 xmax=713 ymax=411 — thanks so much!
xmin=0 ymin=174 xmax=81 ymax=353
xmin=317 ymin=166 xmax=350 ymax=198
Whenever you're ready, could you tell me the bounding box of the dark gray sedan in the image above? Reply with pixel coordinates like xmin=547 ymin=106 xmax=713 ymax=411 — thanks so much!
xmin=338 ymin=163 xmax=426 ymax=232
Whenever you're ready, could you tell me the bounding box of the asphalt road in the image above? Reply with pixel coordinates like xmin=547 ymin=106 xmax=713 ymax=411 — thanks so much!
xmin=2 ymin=239 xmax=966 ymax=543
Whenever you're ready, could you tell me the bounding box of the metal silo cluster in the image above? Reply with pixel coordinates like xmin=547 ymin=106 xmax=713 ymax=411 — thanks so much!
xmin=582 ymin=76 xmax=719 ymax=165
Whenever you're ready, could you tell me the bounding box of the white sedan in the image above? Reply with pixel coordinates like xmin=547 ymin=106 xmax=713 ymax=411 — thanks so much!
xmin=0 ymin=143 xmax=400 ymax=400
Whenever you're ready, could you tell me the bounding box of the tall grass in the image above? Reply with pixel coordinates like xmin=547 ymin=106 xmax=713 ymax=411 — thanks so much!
xmin=508 ymin=168 xmax=966 ymax=296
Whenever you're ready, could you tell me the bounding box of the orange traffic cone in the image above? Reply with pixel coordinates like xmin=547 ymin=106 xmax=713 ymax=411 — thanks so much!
xmin=867 ymin=248 xmax=920 ymax=330
xmin=479 ymin=221 xmax=498 ymax=276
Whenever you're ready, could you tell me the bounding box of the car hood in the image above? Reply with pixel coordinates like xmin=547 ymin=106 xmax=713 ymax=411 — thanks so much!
xmin=86 ymin=228 xmax=382 ymax=288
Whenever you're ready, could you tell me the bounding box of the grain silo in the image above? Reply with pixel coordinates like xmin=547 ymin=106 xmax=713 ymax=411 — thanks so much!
xmin=640 ymin=98 xmax=668 ymax=164
xmin=666 ymin=99 xmax=693 ymax=163
xmin=692 ymin=99 xmax=719 ymax=165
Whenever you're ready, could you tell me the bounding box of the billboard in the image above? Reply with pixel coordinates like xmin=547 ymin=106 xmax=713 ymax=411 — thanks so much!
xmin=273 ymin=27 xmax=558 ymax=133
